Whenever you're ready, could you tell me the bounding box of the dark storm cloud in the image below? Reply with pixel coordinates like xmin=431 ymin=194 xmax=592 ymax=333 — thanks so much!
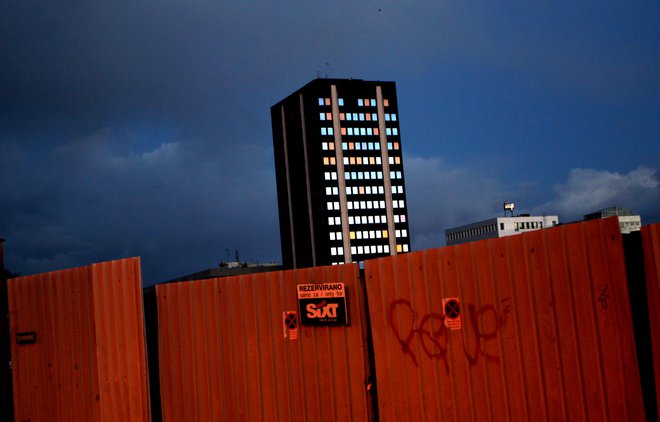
xmin=1 ymin=1 xmax=658 ymax=280
xmin=0 ymin=129 xmax=279 ymax=282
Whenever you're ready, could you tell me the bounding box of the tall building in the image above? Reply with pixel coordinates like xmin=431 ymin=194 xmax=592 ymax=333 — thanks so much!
xmin=445 ymin=214 xmax=559 ymax=246
xmin=271 ymin=78 xmax=411 ymax=269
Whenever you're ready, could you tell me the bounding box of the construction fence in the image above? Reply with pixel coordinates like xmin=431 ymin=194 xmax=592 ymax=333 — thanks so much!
xmin=4 ymin=218 xmax=659 ymax=421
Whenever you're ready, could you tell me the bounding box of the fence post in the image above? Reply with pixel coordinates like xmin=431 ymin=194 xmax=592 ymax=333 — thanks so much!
xmin=0 ymin=239 xmax=13 ymax=421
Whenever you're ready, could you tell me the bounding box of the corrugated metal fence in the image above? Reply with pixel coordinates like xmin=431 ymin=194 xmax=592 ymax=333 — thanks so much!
xmin=155 ymin=263 xmax=373 ymax=421
xmin=642 ymin=223 xmax=660 ymax=417
xmin=6 ymin=218 xmax=659 ymax=421
xmin=364 ymin=218 xmax=645 ymax=421
xmin=8 ymin=257 xmax=150 ymax=422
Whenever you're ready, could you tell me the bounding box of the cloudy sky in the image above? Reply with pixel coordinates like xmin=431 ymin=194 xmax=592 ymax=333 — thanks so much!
xmin=1 ymin=1 xmax=659 ymax=284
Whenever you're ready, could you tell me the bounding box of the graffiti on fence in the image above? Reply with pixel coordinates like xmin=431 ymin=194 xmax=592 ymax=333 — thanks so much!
xmin=388 ymin=298 xmax=511 ymax=370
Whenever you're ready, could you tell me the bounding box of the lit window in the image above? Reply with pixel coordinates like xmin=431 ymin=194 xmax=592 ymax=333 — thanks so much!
xmin=358 ymin=99 xmax=364 ymax=106
xmin=352 ymin=113 xmax=358 ymax=120
xmin=383 ymin=99 xmax=389 ymax=107
xmin=326 ymin=113 xmax=332 ymax=120
xmin=398 ymin=186 xmax=403 ymax=193
xmin=331 ymin=247 xmax=337 ymax=256
xmin=340 ymin=113 xmax=345 ymax=120
xmin=341 ymin=127 xmax=347 ymax=135
xmin=321 ymin=127 xmax=327 ymax=135
xmin=347 ymin=128 xmax=353 ymax=136
xmin=358 ymin=246 xmax=364 ymax=255
xmin=387 ymin=142 xmax=392 ymax=149
xmin=349 ymin=142 xmax=354 ymax=150
xmin=403 ymin=244 xmax=408 ymax=252
xmin=367 ymin=128 xmax=373 ymax=136
xmin=328 ymin=127 xmax=334 ymax=135
xmin=346 ymin=113 xmax=352 ymax=121
xmin=330 ymin=232 xmax=336 ymax=240
xmin=348 ymin=216 xmax=355 ymax=224
xmin=394 ymin=215 xmax=400 ymax=223
xmin=391 ymin=186 xmax=397 ymax=194
xmin=347 ymin=201 xmax=353 ymax=209
xmin=323 ymin=157 xmax=330 ymax=165
xmin=382 ymin=230 xmax=388 ymax=238
xmin=374 ymin=128 xmax=379 ymax=136
xmin=320 ymin=112 xmax=326 ymax=121
xmin=335 ymin=216 xmax=340 ymax=225
xmin=392 ymin=114 xmax=397 ymax=121
xmin=397 ymin=244 xmax=403 ymax=253
xmin=342 ymin=142 xmax=347 ymax=150
xmin=318 ymin=98 xmax=324 ymax=106
xmin=326 ymin=187 xmax=332 ymax=195
xmin=397 ymin=171 xmax=402 ymax=178
xmin=385 ymin=114 xmax=390 ymax=121
xmin=360 ymin=128 xmax=366 ymax=136
xmin=377 ymin=245 xmax=383 ymax=253
xmin=322 ymin=143 xmax=328 ymax=151
xmin=400 ymin=215 xmax=406 ymax=222
xmin=378 ymin=186 xmax=384 ymax=194
xmin=384 ymin=245 xmax=390 ymax=253
xmin=386 ymin=128 xmax=392 ymax=136
xmin=327 ymin=202 xmax=334 ymax=210
xmin=325 ymin=98 xmax=331 ymax=106
xmin=331 ymin=172 xmax=337 ymax=180
xmin=338 ymin=98 xmax=344 ymax=106
xmin=366 ymin=113 xmax=371 ymax=121
xmin=395 ymin=157 xmax=401 ymax=164
xmin=365 ymin=186 xmax=371 ymax=194
xmin=329 ymin=142 xmax=335 ymax=150
xmin=368 ymin=216 xmax=374 ymax=224
xmin=394 ymin=142 xmax=399 ymax=150
xmin=328 ymin=217 xmax=334 ymax=225
xmin=393 ymin=128 xmax=398 ymax=135
xmin=333 ymin=187 xmax=338 ymax=195
xmin=372 ymin=113 xmax=377 ymax=121
xmin=351 ymin=246 xmax=357 ymax=254
xmin=337 ymin=232 xmax=342 ymax=240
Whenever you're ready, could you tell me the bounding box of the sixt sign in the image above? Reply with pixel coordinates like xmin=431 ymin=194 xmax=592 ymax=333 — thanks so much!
xmin=297 ymin=283 xmax=348 ymax=326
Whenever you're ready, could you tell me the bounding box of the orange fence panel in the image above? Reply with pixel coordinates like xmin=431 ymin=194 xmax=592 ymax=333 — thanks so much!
xmin=365 ymin=218 xmax=645 ymax=421
xmin=156 ymin=263 xmax=373 ymax=421
xmin=8 ymin=257 xmax=150 ymax=422
xmin=642 ymin=223 xmax=660 ymax=417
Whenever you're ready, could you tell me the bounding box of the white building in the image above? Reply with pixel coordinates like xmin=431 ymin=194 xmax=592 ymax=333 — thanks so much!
xmin=445 ymin=215 xmax=559 ymax=246
xmin=583 ymin=207 xmax=641 ymax=234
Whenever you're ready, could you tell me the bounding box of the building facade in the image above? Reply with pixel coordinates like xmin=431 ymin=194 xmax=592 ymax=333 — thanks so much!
xmin=271 ymin=79 xmax=411 ymax=268
xmin=584 ymin=207 xmax=642 ymax=234
xmin=445 ymin=215 xmax=559 ymax=246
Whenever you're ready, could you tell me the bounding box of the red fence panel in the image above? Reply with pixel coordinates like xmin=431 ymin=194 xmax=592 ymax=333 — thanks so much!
xmin=8 ymin=257 xmax=150 ymax=422
xmin=642 ymin=223 xmax=660 ymax=416
xmin=365 ymin=218 xmax=645 ymax=421
xmin=156 ymin=263 xmax=373 ymax=421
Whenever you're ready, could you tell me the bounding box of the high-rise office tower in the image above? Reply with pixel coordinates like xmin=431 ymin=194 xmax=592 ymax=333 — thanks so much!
xmin=271 ymin=78 xmax=411 ymax=268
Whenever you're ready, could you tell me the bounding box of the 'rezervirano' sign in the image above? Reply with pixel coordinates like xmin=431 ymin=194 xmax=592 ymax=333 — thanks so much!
xmin=297 ymin=283 xmax=348 ymax=326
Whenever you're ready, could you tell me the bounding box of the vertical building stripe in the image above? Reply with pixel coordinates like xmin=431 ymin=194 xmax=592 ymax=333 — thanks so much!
xmin=280 ymin=106 xmax=297 ymax=268
xmin=331 ymin=85 xmax=352 ymax=263
xmin=376 ymin=86 xmax=397 ymax=255
xmin=299 ymin=94 xmax=317 ymax=267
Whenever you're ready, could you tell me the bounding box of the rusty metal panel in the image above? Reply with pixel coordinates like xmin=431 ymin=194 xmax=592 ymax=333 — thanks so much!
xmin=156 ymin=263 xmax=372 ymax=421
xmin=642 ymin=223 xmax=660 ymax=416
xmin=8 ymin=257 xmax=150 ymax=422
xmin=365 ymin=218 xmax=645 ymax=421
